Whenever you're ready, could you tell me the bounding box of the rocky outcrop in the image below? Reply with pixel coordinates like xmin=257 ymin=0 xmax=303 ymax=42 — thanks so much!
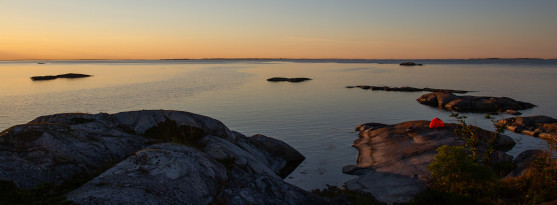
xmin=0 ymin=110 xmax=321 ymax=204
xmin=67 ymin=143 xmax=228 ymax=204
xmin=417 ymin=92 xmax=535 ymax=113
xmin=348 ymin=86 xmax=469 ymax=93
xmin=30 ymin=73 xmax=92 ymax=81
xmin=267 ymin=77 xmax=312 ymax=82
xmin=498 ymin=116 xmax=557 ymax=142
xmin=344 ymin=120 xmax=515 ymax=204
xmin=399 ymin=62 xmax=423 ymax=66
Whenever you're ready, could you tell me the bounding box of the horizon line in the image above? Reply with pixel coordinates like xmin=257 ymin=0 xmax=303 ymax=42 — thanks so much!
xmin=1 ymin=57 xmax=556 ymax=61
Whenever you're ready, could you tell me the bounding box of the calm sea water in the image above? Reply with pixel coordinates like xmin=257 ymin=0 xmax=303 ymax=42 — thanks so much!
xmin=1 ymin=59 xmax=556 ymax=190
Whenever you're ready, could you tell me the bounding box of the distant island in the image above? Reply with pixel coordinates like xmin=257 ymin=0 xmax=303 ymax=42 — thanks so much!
xmin=31 ymin=73 xmax=92 ymax=81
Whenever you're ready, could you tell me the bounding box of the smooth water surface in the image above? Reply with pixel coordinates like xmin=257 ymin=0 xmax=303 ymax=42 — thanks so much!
xmin=1 ymin=59 xmax=556 ymax=190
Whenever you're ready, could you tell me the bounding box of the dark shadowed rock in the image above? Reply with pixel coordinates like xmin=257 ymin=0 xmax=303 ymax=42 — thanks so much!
xmin=350 ymin=85 xmax=469 ymax=93
xmin=506 ymin=149 xmax=551 ymax=178
xmin=267 ymin=77 xmax=312 ymax=83
xmin=498 ymin=115 xmax=557 ymax=143
xmin=344 ymin=120 xmax=515 ymax=204
xmin=247 ymin=134 xmax=306 ymax=178
xmin=399 ymin=62 xmax=423 ymax=66
xmin=31 ymin=73 xmax=92 ymax=81
xmin=417 ymin=92 xmax=535 ymax=113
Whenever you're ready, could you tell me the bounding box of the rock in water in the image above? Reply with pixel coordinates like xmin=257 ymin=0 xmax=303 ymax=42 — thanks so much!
xmin=267 ymin=77 xmax=312 ymax=82
xmin=399 ymin=62 xmax=423 ymax=66
xmin=344 ymin=120 xmax=515 ymax=204
xmin=348 ymin=85 xmax=469 ymax=93
xmin=417 ymin=92 xmax=535 ymax=113
xmin=31 ymin=73 xmax=92 ymax=81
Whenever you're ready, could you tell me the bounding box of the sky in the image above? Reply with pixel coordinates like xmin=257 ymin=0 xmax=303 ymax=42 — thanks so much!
xmin=1 ymin=0 xmax=557 ymax=60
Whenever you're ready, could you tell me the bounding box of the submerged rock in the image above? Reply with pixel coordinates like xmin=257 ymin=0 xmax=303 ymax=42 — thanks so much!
xmin=0 ymin=110 xmax=320 ymax=204
xmin=417 ymin=92 xmax=535 ymax=113
xmin=344 ymin=120 xmax=515 ymax=204
xmin=267 ymin=77 xmax=312 ymax=82
xmin=30 ymin=73 xmax=92 ymax=81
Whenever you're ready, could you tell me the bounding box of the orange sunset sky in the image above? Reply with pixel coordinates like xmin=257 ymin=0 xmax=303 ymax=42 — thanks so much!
xmin=1 ymin=0 xmax=557 ymax=60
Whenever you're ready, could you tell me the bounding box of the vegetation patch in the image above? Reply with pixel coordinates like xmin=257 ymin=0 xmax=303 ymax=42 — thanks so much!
xmin=418 ymin=113 xmax=557 ymax=204
xmin=427 ymin=145 xmax=498 ymax=197
xmin=144 ymin=118 xmax=206 ymax=149
xmin=70 ymin=117 xmax=95 ymax=124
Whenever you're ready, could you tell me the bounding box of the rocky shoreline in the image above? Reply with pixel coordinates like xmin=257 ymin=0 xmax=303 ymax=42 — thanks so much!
xmin=0 ymin=110 xmax=324 ymax=204
xmin=498 ymin=115 xmax=557 ymax=143
xmin=343 ymin=120 xmax=516 ymax=204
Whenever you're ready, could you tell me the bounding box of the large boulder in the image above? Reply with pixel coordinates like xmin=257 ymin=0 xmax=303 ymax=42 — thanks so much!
xmin=417 ymin=92 xmax=535 ymax=113
xmin=0 ymin=115 xmax=148 ymax=188
xmin=344 ymin=120 xmax=515 ymax=204
xmin=0 ymin=110 xmax=320 ymax=204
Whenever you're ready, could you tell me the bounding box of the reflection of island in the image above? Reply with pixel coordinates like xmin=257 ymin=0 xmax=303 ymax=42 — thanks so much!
xmin=31 ymin=73 xmax=92 ymax=81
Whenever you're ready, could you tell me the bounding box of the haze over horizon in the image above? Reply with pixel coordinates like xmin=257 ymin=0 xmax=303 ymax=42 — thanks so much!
xmin=2 ymin=0 xmax=557 ymax=60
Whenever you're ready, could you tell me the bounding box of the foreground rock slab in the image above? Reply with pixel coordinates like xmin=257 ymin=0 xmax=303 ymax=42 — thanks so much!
xmin=0 ymin=110 xmax=322 ymax=204
xmin=498 ymin=115 xmax=557 ymax=142
xmin=31 ymin=73 xmax=92 ymax=81
xmin=344 ymin=120 xmax=515 ymax=204
xmin=347 ymin=85 xmax=469 ymax=93
xmin=267 ymin=77 xmax=312 ymax=82
xmin=67 ymin=143 xmax=228 ymax=204
xmin=417 ymin=92 xmax=535 ymax=113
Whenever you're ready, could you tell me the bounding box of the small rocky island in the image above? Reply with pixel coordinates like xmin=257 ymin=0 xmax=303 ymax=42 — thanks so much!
xmin=399 ymin=62 xmax=423 ymax=66
xmin=417 ymin=92 xmax=535 ymax=113
xmin=0 ymin=110 xmax=324 ymax=204
xmin=31 ymin=73 xmax=92 ymax=81
xmin=267 ymin=77 xmax=312 ymax=83
xmin=346 ymin=85 xmax=469 ymax=93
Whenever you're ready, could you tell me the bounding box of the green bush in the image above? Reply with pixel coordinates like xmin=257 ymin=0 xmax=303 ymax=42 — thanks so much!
xmin=427 ymin=145 xmax=498 ymax=196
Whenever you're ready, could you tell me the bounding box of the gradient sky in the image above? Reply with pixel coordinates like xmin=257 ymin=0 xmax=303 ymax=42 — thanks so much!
xmin=1 ymin=0 xmax=557 ymax=60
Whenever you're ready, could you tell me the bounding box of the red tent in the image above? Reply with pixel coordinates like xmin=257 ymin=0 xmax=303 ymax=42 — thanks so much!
xmin=429 ymin=118 xmax=444 ymax=128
